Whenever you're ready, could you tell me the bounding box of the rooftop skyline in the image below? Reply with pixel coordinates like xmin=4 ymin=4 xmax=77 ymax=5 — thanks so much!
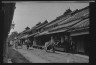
xmin=9 ymin=2 xmax=89 ymax=34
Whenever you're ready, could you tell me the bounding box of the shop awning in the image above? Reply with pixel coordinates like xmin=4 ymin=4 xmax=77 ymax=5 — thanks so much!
xmin=34 ymin=28 xmax=68 ymax=37
xmin=28 ymin=32 xmax=39 ymax=37
xmin=48 ymin=28 xmax=68 ymax=34
xmin=70 ymin=29 xmax=89 ymax=36
xmin=49 ymin=18 xmax=82 ymax=31
xmin=21 ymin=35 xmax=29 ymax=39
xmin=34 ymin=31 xmax=48 ymax=37
xmin=67 ymin=17 xmax=89 ymax=36
xmin=35 ymin=16 xmax=89 ymax=37
xmin=71 ymin=18 xmax=89 ymax=28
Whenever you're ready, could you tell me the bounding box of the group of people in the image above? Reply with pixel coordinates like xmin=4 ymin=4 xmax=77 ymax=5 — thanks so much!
xmin=9 ymin=38 xmax=31 ymax=49
xmin=44 ymin=36 xmax=60 ymax=53
xmin=9 ymin=36 xmax=77 ymax=53
xmin=25 ymin=39 xmax=31 ymax=49
xmin=44 ymin=36 xmax=77 ymax=53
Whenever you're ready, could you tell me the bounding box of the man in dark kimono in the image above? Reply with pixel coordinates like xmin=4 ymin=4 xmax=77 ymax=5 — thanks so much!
xmin=25 ymin=39 xmax=31 ymax=49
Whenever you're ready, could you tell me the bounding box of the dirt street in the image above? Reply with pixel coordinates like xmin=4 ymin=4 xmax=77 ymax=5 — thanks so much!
xmin=17 ymin=45 xmax=89 ymax=63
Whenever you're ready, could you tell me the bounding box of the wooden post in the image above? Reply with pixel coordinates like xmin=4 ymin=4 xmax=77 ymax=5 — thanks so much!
xmin=33 ymin=38 xmax=37 ymax=46
xmin=61 ymin=35 xmax=64 ymax=43
xmin=50 ymin=36 xmax=54 ymax=43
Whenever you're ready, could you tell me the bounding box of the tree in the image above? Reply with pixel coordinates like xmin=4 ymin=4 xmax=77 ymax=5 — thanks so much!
xmin=8 ymin=31 xmax=18 ymax=41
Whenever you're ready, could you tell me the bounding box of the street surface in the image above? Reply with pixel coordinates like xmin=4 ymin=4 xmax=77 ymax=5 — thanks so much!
xmin=8 ymin=47 xmax=30 ymax=63
xmin=16 ymin=45 xmax=89 ymax=63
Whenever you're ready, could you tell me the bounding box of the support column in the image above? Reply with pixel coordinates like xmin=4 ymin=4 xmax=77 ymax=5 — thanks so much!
xmin=61 ymin=35 xmax=64 ymax=43
xmin=50 ymin=36 xmax=55 ymax=52
xmin=64 ymin=35 xmax=70 ymax=52
xmin=33 ymin=37 xmax=37 ymax=46
xmin=50 ymin=36 xmax=54 ymax=43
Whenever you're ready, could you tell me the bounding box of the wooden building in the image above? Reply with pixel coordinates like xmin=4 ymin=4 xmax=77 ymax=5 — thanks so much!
xmin=33 ymin=6 xmax=89 ymax=55
xmin=17 ymin=6 xmax=89 ymax=56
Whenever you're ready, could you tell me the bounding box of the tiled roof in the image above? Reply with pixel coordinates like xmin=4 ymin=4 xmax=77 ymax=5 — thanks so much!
xmin=59 ymin=8 xmax=89 ymax=25
xmin=30 ymin=20 xmax=48 ymax=32
xmin=72 ymin=18 xmax=89 ymax=28
xmin=30 ymin=6 xmax=89 ymax=37
xmin=43 ymin=6 xmax=89 ymax=31
xmin=48 ymin=7 xmax=89 ymax=32
xmin=44 ymin=15 xmax=71 ymax=29
xmin=43 ymin=6 xmax=89 ymax=33
xmin=43 ymin=9 xmax=73 ymax=29
xmin=35 ymin=22 xmax=48 ymax=30
xmin=49 ymin=17 xmax=89 ymax=33
xmin=49 ymin=18 xmax=84 ymax=32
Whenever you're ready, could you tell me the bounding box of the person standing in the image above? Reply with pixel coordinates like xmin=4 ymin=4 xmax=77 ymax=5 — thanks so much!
xmin=12 ymin=39 xmax=15 ymax=49
xmin=10 ymin=40 xmax=13 ymax=46
xmin=20 ymin=39 xmax=22 ymax=48
xmin=70 ymin=37 xmax=77 ymax=53
xmin=25 ymin=39 xmax=30 ymax=49
xmin=27 ymin=39 xmax=31 ymax=49
xmin=15 ymin=39 xmax=18 ymax=49
xmin=64 ymin=35 xmax=70 ymax=52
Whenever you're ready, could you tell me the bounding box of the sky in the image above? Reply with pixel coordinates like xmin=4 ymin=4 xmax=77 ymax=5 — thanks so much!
xmin=9 ymin=1 xmax=89 ymax=34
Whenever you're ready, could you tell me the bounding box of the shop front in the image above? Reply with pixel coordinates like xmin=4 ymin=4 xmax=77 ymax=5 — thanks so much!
xmin=70 ymin=28 xmax=89 ymax=55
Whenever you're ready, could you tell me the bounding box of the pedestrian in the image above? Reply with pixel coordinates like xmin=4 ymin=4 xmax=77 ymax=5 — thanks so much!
xmin=15 ymin=39 xmax=18 ymax=49
xmin=20 ymin=39 xmax=23 ymax=48
xmin=12 ymin=39 xmax=15 ymax=49
xmin=64 ymin=35 xmax=70 ymax=52
xmin=25 ymin=39 xmax=31 ymax=49
xmin=18 ymin=39 xmax=22 ymax=48
xmin=70 ymin=37 xmax=77 ymax=53
xmin=72 ymin=41 xmax=77 ymax=53
xmin=10 ymin=40 xmax=13 ymax=46
xmin=27 ymin=39 xmax=31 ymax=49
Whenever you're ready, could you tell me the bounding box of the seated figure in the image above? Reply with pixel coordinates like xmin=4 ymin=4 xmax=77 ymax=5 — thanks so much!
xmin=44 ymin=40 xmax=59 ymax=53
